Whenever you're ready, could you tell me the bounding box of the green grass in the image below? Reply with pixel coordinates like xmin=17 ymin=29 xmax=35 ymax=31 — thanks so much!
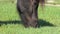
xmin=38 ymin=6 xmax=60 ymax=26
xmin=0 ymin=2 xmax=20 ymax=21
xmin=0 ymin=25 xmax=60 ymax=34
xmin=0 ymin=1 xmax=60 ymax=34
xmin=55 ymin=0 xmax=60 ymax=4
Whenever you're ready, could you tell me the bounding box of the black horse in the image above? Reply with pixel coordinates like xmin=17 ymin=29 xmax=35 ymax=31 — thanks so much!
xmin=17 ymin=0 xmax=45 ymax=28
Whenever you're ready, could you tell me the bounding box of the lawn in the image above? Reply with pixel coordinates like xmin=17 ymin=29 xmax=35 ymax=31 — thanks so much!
xmin=0 ymin=1 xmax=60 ymax=34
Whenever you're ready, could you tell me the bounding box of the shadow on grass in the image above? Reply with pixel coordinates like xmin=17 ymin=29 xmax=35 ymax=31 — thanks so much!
xmin=0 ymin=20 xmax=22 ymax=25
xmin=0 ymin=19 xmax=54 ymax=27
xmin=38 ymin=19 xmax=54 ymax=27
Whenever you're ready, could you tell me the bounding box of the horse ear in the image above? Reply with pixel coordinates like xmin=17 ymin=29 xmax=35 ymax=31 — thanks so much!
xmin=39 ymin=0 xmax=45 ymax=10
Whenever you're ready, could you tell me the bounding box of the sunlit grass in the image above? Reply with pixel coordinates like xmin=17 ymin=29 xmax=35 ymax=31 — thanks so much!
xmin=0 ymin=1 xmax=60 ymax=34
